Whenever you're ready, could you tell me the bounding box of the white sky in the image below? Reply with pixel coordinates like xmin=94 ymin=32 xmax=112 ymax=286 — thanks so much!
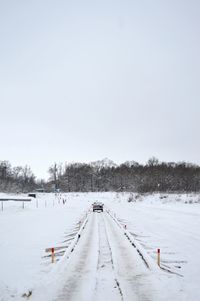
xmin=0 ymin=0 xmax=200 ymax=179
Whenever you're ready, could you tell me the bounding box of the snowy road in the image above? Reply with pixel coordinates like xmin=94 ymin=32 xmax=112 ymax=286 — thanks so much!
xmin=53 ymin=211 xmax=157 ymax=301
xmin=1 ymin=192 xmax=199 ymax=301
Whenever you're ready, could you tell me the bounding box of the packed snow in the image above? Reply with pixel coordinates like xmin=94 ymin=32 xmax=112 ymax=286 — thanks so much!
xmin=0 ymin=192 xmax=200 ymax=300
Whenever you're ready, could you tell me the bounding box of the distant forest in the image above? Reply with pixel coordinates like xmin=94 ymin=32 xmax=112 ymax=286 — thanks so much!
xmin=0 ymin=161 xmax=36 ymax=193
xmin=1 ymin=158 xmax=199 ymax=193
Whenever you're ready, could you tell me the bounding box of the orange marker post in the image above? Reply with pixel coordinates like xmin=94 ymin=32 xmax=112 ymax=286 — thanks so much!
xmin=51 ymin=247 xmax=55 ymax=263
xmin=157 ymin=248 xmax=160 ymax=267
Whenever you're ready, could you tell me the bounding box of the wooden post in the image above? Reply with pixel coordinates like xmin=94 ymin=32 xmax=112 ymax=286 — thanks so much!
xmin=22 ymin=201 xmax=25 ymax=209
xmin=51 ymin=248 xmax=55 ymax=263
xmin=157 ymin=248 xmax=160 ymax=267
xmin=1 ymin=201 xmax=3 ymax=211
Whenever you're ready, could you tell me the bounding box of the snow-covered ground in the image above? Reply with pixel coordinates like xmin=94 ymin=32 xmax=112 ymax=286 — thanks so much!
xmin=0 ymin=193 xmax=90 ymax=301
xmin=0 ymin=192 xmax=200 ymax=300
xmin=106 ymin=193 xmax=200 ymax=301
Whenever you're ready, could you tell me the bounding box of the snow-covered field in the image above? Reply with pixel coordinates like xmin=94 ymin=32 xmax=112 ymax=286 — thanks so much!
xmin=0 ymin=192 xmax=200 ymax=301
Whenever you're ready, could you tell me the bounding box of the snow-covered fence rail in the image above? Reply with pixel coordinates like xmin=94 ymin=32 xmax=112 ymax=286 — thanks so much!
xmin=0 ymin=198 xmax=31 ymax=201
xmin=0 ymin=198 xmax=32 ymax=211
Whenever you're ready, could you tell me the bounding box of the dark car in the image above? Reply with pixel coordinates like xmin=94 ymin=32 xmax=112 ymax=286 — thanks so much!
xmin=28 ymin=193 xmax=36 ymax=198
xmin=92 ymin=202 xmax=104 ymax=212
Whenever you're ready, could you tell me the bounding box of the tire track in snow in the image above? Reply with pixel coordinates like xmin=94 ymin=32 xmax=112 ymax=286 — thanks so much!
xmin=104 ymin=212 xmax=156 ymax=301
xmin=53 ymin=211 xmax=157 ymax=301
xmin=93 ymin=213 xmax=124 ymax=301
xmin=54 ymin=213 xmax=99 ymax=301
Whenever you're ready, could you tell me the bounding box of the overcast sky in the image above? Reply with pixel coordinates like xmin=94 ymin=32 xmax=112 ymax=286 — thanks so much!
xmin=0 ymin=0 xmax=200 ymax=179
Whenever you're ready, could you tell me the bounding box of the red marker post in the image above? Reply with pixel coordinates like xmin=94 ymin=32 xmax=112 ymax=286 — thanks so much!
xmin=51 ymin=248 xmax=55 ymax=263
xmin=157 ymin=248 xmax=160 ymax=267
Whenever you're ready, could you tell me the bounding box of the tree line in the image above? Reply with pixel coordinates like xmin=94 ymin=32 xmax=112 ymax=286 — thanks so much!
xmin=0 ymin=161 xmax=36 ymax=193
xmin=1 ymin=158 xmax=200 ymax=193
xmin=47 ymin=158 xmax=200 ymax=193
